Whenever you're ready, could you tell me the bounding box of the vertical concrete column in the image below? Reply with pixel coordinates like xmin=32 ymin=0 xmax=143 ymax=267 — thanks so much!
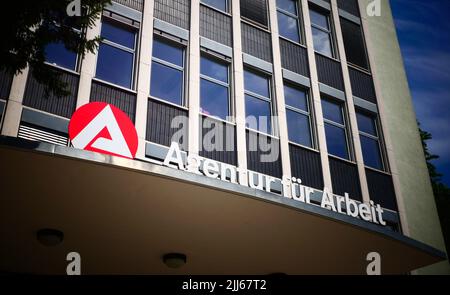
xmin=267 ymin=0 xmax=292 ymax=195
xmin=231 ymin=0 xmax=248 ymax=186
xmin=135 ymin=0 xmax=155 ymax=159
xmin=358 ymin=0 xmax=409 ymax=233
xmin=1 ymin=68 xmax=29 ymax=137
xmin=75 ymin=17 xmax=102 ymax=109
xmin=300 ymin=0 xmax=333 ymax=190
xmin=330 ymin=0 xmax=370 ymax=203
xmin=188 ymin=0 xmax=201 ymax=155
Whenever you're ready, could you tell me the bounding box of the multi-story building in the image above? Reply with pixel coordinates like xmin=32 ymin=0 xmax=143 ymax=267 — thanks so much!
xmin=0 ymin=0 xmax=448 ymax=274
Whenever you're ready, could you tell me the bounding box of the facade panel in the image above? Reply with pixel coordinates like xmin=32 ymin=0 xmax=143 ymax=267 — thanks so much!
xmin=154 ymin=0 xmax=191 ymax=30
xmin=0 ymin=70 xmax=14 ymax=100
xmin=329 ymin=157 xmax=362 ymax=201
xmin=279 ymin=39 xmax=310 ymax=77
xmin=366 ymin=168 xmax=398 ymax=211
xmin=246 ymin=130 xmax=282 ymax=178
xmin=23 ymin=67 xmax=79 ymax=119
xmin=289 ymin=144 xmax=324 ymax=190
xmin=200 ymin=5 xmax=232 ymax=47
xmin=241 ymin=22 xmax=273 ymax=63
xmin=348 ymin=66 xmax=376 ymax=103
xmin=146 ymin=99 xmax=189 ymax=151
xmin=90 ymin=80 xmax=137 ymax=122
xmin=315 ymin=53 xmax=344 ymax=91
xmin=113 ymin=0 xmax=144 ymax=11
xmin=199 ymin=116 xmax=237 ymax=165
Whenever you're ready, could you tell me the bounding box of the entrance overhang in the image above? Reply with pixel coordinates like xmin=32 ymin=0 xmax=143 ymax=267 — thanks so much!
xmin=0 ymin=137 xmax=446 ymax=274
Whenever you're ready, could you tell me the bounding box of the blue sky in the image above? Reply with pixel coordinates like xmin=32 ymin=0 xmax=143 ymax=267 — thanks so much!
xmin=390 ymin=0 xmax=450 ymax=186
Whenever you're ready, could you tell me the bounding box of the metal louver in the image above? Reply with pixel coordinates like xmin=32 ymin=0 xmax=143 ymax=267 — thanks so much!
xmin=18 ymin=124 xmax=68 ymax=146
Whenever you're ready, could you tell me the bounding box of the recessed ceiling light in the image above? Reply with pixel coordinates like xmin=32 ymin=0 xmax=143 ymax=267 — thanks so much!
xmin=163 ymin=253 xmax=187 ymax=269
xmin=36 ymin=228 xmax=64 ymax=246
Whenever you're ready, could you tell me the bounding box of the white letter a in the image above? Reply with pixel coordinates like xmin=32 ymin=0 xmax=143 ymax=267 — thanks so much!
xmin=67 ymin=0 xmax=81 ymax=17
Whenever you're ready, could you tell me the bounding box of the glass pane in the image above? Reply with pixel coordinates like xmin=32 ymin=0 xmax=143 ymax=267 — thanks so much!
xmin=310 ymin=9 xmax=328 ymax=29
xmin=45 ymin=42 xmax=77 ymax=70
xmin=245 ymin=95 xmax=272 ymax=134
xmin=152 ymin=39 xmax=184 ymax=67
xmin=201 ymin=56 xmax=228 ymax=83
xmin=101 ymin=21 xmax=135 ymax=49
xmin=150 ymin=62 xmax=183 ymax=105
xmin=277 ymin=0 xmax=297 ymax=15
xmin=202 ymin=0 xmax=227 ymax=12
xmin=284 ymin=84 xmax=308 ymax=111
xmin=325 ymin=123 xmax=349 ymax=159
xmin=357 ymin=112 xmax=377 ymax=136
xmin=200 ymin=79 xmax=229 ymax=120
xmin=244 ymin=70 xmax=270 ymax=98
xmin=312 ymin=27 xmax=333 ymax=57
xmin=287 ymin=110 xmax=312 ymax=147
xmin=277 ymin=12 xmax=300 ymax=43
xmin=322 ymin=99 xmax=344 ymax=124
xmin=96 ymin=43 xmax=133 ymax=88
xmin=360 ymin=135 xmax=383 ymax=170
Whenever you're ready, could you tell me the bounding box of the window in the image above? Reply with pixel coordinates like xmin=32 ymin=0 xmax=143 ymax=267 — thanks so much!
xmin=44 ymin=18 xmax=81 ymax=71
xmin=45 ymin=42 xmax=78 ymax=71
xmin=244 ymin=69 xmax=272 ymax=134
xmin=322 ymin=99 xmax=349 ymax=159
xmin=96 ymin=18 xmax=137 ymax=89
xmin=150 ymin=38 xmax=185 ymax=106
xmin=200 ymin=55 xmax=230 ymax=120
xmin=309 ymin=8 xmax=334 ymax=57
xmin=340 ymin=18 xmax=369 ymax=70
xmin=285 ymin=84 xmax=312 ymax=147
xmin=201 ymin=0 xmax=228 ymax=12
xmin=240 ymin=0 xmax=268 ymax=27
xmin=277 ymin=0 xmax=301 ymax=43
xmin=356 ymin=111 xmax=383 ymax=170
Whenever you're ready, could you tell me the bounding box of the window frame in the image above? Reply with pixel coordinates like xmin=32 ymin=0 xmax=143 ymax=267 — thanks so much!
xmin=44 ymin=22 xmax=82 ymax=72
xmin=356 ymin=110 xmax=386 ymax=171
xmin=309 ymin=7 xmax=337 ymax=58
xmin=284 ymin=83 xmax=314 ymax=149
xmin=199 ymin=52 xmax=232 ymax=122
xmin=340 ymin=18 xmax=371 ymax=72
xmin=243 ymin=67 xmax=274 ymax=136
xmin=150 ymin=35 xmax=187 ymax=107
xmin=322 ymin=98 xmax=352 ymax=161
xmin=276 ymin=0 xmax=303 ymax=44
xmin=96 ymin=16 xmax=138 ymax=90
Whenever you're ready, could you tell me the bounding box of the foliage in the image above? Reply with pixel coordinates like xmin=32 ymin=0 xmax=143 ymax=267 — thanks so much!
xmin=0 ymin=0 xmax=111 ymax=97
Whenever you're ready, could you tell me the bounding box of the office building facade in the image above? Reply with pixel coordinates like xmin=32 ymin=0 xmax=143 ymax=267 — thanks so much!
xmin=0 ymin=0 xmax=448 ymax=274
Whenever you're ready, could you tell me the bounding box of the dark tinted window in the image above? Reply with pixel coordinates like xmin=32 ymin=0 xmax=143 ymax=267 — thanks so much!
xmin=244 ymin=69 xmax=272 ymax=134
xmin=153 ymin=39 xmax=184 ymax=67
xmin=96 ymin=44 xmax=134 ymax=88
xmin=101 ymin=21 xmax=136 ymax=49
xmin=277 ymin=0 xmax=301 ymax=43
xmin=96 ymin=18 xmax=136 ymax=89
xmin=200 ymin=56 xmax=230 ymax=120
xmin=45 ymin=42 xmax=77 ymax=70
xmin=341 ymin=18 xmax=368 ymax=69
xmin=309 ymin=8 xmax=334 ymax=57
xmin=241 ymin=0 xmax=268 ymax=26
xmin=150 ymin=62 xmax=183 ymax=105
xmin=150 ymin=38 xmax=185 ymax=105
xmin=322 ymin=99 xmax=349 ymax=159
xmin=357 ymin=111 xmax=383 ymax=170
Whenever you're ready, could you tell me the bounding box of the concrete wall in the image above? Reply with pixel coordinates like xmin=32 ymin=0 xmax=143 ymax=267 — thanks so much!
xmin=360 ymin=0 xmax=449 ymax=274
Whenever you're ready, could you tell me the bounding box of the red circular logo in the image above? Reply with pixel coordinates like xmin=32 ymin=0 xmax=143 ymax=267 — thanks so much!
xmin=69 ymin=102 xmax=138 ymax=159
